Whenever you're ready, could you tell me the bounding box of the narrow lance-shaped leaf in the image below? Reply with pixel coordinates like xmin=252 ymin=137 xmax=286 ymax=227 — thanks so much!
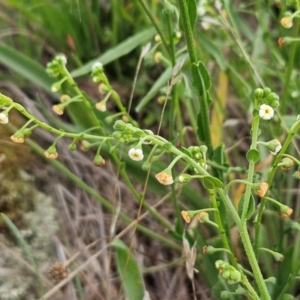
xmin=112 ymin=239 xmax=145 ymax=300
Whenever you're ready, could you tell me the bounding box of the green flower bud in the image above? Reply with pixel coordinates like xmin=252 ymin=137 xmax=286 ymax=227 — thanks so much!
xmin=113 ymin=120 xmax=127 ymax=131
xmin=199 ymin=145 xmax=208 ymax=153
xmin=254 ymin=88 xmax=264 ymax=99
xmin=229 ymin=269 xmax=241 ymax=283
xmin=93 ymin=154 xmax=105 ymax=167
xmin=263 ymin=87 xmax=271 ymax=97
xmin=142 ymin=161 xmax=151 ymax=171
xmin=177 ymin=174 xmax=192 ymax=183
xmin=264 ymin=277 xmax=276 ymax=284
xmin=265 ymin=92 xmax=280 ymax=107
xmin=221 ymin=270 xmax=231 ymax=280
xmin=23 ymin=128 xmax=32 ymax=138
xmin=68 ymin=143 xmax=77 ymax=151
xmin=112 ymin=131 xmax=123 ymax=140
xmin=291 ymin=222 xmax=300 ymax=231
xmin=292 ymin=170 xmax=300 ymax=179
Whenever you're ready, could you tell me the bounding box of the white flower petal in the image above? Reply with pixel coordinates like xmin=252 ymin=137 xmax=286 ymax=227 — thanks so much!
xmin=128 ymin=148 xmax=144 ymax=161
xmin=0 ymin=113 xmax=8 ymax=124
xmin=259 ymin=104 xmax=274 ymax=120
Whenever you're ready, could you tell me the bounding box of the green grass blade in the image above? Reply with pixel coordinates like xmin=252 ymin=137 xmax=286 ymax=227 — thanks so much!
xmin=70 ymin=28 xmax=156 ymax=78
xmin=1 ymin=213 xmax=44 ymax=296
xmin=112 ymin=239 xmax=145 ymax=300
xmin=135 ymin=66 xmax=172 ymax=112
xmin=0 ymin=43 xmax=52 ymax=91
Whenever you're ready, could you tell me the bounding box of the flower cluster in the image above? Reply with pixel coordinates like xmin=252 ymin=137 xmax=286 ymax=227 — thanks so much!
xmin=215 ymin=260 xmax=241 ymax=285
xmin=46 ymin=54 xmax=67 ymax=78
xmin=254 ymin=87 xmax=279 ymax=121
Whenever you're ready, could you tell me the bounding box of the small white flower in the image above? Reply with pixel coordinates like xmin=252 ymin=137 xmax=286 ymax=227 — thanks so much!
xmin=128 ymin=148 xmax=144 ymax=161
xmin=92 ymin=61 xmax=103 ymax=71
xmin=0 ymin=112 xmax=8 ymax=124
xmin=95 ymin=102 xmax=107 ymax=112
xmin=271 ymin=145 xmax=282 ymax=155
xmin=270 ymin=139 xmax=282 ymax=155
xmin=56 ymin=54 xmax=67 ymax=65
xmin=259 ymin=104 xmax=274 ymax=120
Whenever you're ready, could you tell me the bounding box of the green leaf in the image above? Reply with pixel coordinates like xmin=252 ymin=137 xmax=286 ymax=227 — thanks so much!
xmin=71 ymin=28 xmax=155 ymax=78
xmin=0 ymin=42 xmax=52 ymax=92
xmin=191 ymin=62 xmax=211 ymax=97
xmin=238 ymin=193 xmax=255 ymax=220
xmin=246 ymin=149 xmax=260 ymax=164
xmin=112 ymin=239 xmax=145 ymax=300
xmin=213 ymin=144 xmax=226 ymax=179
xmin=202 ymin=176 xmax=223 ymax=189
xmin=135 ymin=66 xmax=172 ymax=112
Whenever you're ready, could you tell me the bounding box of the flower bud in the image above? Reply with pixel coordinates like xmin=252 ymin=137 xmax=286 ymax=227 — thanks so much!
xmin=281 ymin=205 xmax=293 ymax=218
xmin=255 ymin=182 xmax=269 ymax=198
xmin=44 ymin=145 xmax=58 ymax=159
xmin=202 ymin=245 xmax=215 ymax=254
xmin=0 ymin=112 xmax=9 ymax=124
xmin=80 ymin=140 xmax=91 ymax=152
xmin=278 ymin=37 xmax=285 ymax=48
xmin=155 ymin=170 xmax=174 ymax=185
xmin=93 ymin=154 xmax=105 ymax=167
xmin=68 ymin=142 xmax=77 ymax=151
xmin=95 ymin=101 xmax=107 ymax=112
xmin=181 ymin=211 xmax=191 ymax=223
xmin=267 ymin=139 xmax=282 ymax=155
xmin=198 ymin=211 xmax=209 ymax=223
xmin=178 ymin=174 xmax=192 ymax=183
xmin=281 ymin=16 xmax=293 ymax=28
xmin=291 ymin=222 xmax=300 ymax=231
xmin=11 ymin=132 xmax=25 ymax=144
xmin=254 ymin=88 xmax=264 ymax=99
xmin=280 ymin=157 xmax=294 ymax=171
xmin=52 ymin=104 xmax=64 ymax=115
xmin=56 ymin=54 xmax=67 ymax=65
xmin=113 ymin=120 xmax=127 ymax=131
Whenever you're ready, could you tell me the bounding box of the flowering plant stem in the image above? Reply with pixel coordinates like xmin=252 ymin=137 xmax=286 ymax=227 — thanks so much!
xmin=254 ymin=117 xmax=300 ymax=254
xmin=144 ymin=133 xmax=265 ymax=299
xmin=9 ymin=122 xmax=181 ymax=252
xmin=281 ymin=1 xmax=300 ymax=113
xmin=177 ymin=0 xmax=213 ymax=157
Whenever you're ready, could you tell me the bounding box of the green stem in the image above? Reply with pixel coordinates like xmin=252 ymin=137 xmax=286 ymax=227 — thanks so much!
xmin=176 ymin=0 xmax=197 ymax=63
xmin=208 ymin=189 xmax=237 ymax=268
xmin=281 ymin=3 xmax=300 ymax=113
xmin=254 ymin=118 xmax=300 ymax=254
xmin=21 ymin=134 xmax=181 ymax=252
xmin=138 ymin=0 xmax=171 ymax=56
xmin=241 ymin=116 xmax=260 ymax=221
